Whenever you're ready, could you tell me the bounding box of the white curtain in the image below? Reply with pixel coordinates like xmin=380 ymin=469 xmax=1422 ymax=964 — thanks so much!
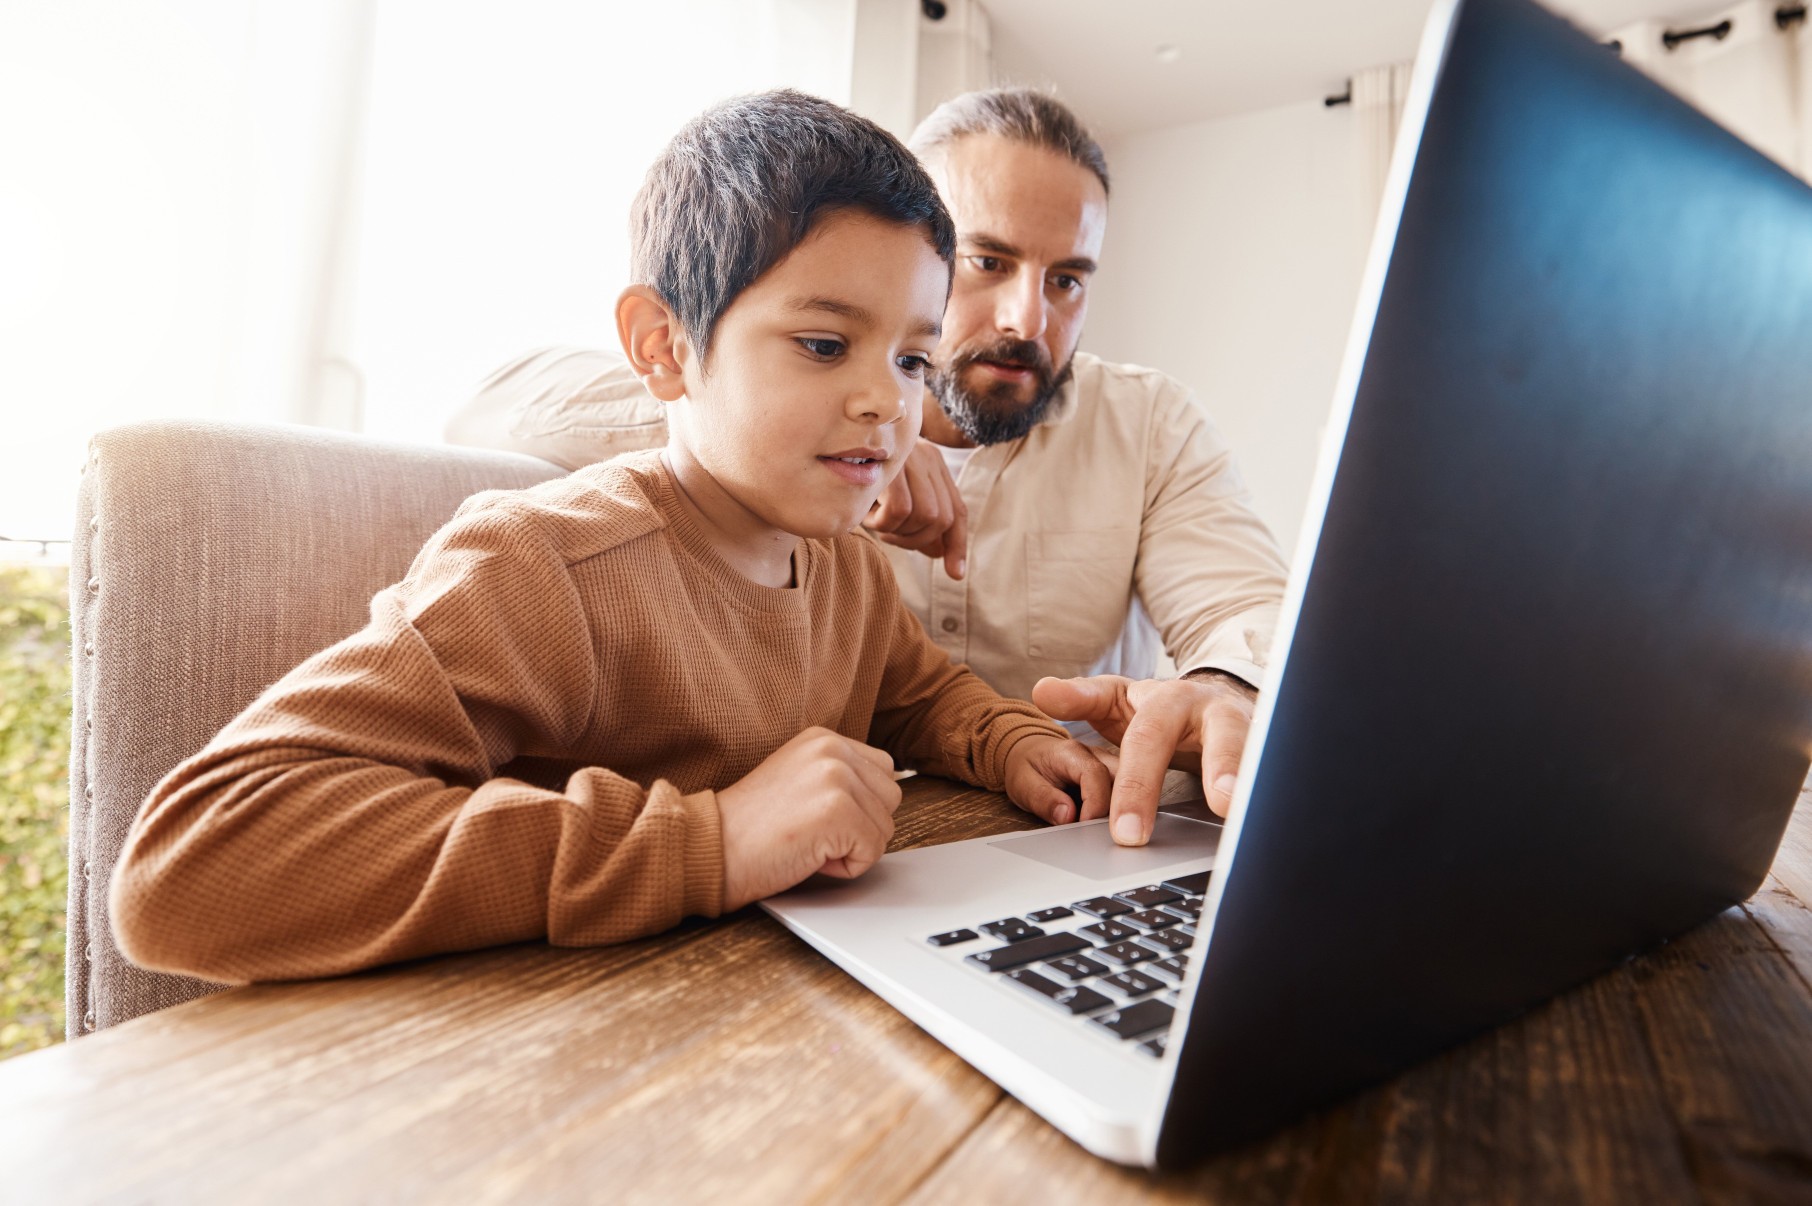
xmin=1606 ymin=1 xmax=1809 ymax=179
xmin=1352 ymin=63 xmax=1415 ymax=241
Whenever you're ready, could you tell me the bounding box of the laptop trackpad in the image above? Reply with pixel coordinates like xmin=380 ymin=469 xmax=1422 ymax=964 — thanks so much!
xmin=987 ymin=813 xmax=1218 ymax=882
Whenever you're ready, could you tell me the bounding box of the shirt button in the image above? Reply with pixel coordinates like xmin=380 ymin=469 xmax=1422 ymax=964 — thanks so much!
xmin=940 ymin=617 xmax=960 ymax=633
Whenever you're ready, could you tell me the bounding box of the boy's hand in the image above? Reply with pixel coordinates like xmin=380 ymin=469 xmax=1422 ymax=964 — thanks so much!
xmin=864 ymin=440 xmax=969 ymax=580
xmin=1002 ymin=735 xmax=1114 ymax=827
xmin=717 ymin=727 xmax=904 ymax=911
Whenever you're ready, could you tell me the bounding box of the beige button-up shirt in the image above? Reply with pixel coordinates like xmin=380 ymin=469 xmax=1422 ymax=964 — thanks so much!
xmin=448 ymin=347 xmax=1288 ymax=704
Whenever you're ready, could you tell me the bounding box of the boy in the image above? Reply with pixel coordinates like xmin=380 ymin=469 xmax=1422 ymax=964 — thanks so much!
xmin=110 ymin=90 xmax=1112 ymax=983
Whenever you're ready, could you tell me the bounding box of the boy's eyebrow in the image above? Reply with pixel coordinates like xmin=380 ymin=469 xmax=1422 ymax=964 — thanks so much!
xmin=789 ymin=296 xmax=875 ymax=324
xmin=789 ymin=295 xmax=942 ymax=339
xmin=962 ymin=233 xmax=1097 ymax=276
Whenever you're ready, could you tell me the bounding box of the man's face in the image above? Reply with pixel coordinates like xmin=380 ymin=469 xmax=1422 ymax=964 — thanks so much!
xmin=670 ymin=209 xmax=949 ymax=539
xmin=927 ymin=134 xmax=1108 ymax=446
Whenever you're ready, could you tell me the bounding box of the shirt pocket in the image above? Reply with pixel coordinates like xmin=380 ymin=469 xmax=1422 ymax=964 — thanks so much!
xmin=1025 ymin=528 xmax=1139 ymax=661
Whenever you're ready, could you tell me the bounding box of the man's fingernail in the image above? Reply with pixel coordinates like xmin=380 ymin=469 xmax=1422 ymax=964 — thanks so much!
xmin=956 ymin=558 xmax=966 ymax=578
xmin=1215 ymin=774 xmax=1238 ymax=800
xmin=1053 ymin=804 xmax=1073 ymax=825
xmin=1113 ymin=814 xmax=1143 ymax=845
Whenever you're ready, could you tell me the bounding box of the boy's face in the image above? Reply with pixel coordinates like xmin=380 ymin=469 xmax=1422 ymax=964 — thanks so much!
xmin=670 ymin=210 xmax=950 ymax=540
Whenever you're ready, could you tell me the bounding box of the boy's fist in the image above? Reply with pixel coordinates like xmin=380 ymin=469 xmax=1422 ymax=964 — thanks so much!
xmin=1003 ymin=735 xmax=1114 ymax=827
xmin=717 ymin=727 xmax=903 ymax=911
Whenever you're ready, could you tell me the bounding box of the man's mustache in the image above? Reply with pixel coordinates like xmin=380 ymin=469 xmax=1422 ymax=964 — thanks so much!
xmin=959 ymin=339 xmax=1051 ymax=376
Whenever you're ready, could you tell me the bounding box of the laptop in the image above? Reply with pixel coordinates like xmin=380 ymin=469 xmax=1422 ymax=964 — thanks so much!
xmin=763 ymin=0 xmax=1812 ymax=1168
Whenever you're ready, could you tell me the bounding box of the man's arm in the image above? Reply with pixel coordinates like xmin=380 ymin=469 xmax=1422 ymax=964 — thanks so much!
xmin=444 ymin=347 xmax=668 ymax=470
xmin=1036 ymin=381 xmax=1287 ymax=841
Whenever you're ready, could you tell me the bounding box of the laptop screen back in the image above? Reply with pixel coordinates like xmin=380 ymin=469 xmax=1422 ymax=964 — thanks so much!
xmin=1158 ymin=0 xmax=1812 ymax=1164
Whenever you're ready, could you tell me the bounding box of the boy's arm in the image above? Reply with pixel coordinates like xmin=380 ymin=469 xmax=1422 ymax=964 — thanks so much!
xmin=865 ymin=583 xmax=1069 ymax=793
xmin=110 ymin=504 xmax=723 ymax=985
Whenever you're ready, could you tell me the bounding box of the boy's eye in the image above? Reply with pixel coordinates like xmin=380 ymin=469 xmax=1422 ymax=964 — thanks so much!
xmin=896 ymin=354 xmax=933 ymax=378
xmin=797 ymin=337 xmax=845 ymax=360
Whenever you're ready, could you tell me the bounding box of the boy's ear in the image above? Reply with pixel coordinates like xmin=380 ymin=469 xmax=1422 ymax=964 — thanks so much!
xmin=615 ymin=285 xmax=691 ymax=403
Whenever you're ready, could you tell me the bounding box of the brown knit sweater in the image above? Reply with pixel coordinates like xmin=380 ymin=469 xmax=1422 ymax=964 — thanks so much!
xmin=111 ymin=452 xmax=1066 ymax=983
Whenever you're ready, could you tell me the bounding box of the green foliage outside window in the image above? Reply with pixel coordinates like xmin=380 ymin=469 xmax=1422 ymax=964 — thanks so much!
xmin=0 ymin=563 xmax=70 ymax=1060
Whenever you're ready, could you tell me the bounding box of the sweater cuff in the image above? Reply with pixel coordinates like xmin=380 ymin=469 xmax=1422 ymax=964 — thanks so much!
xmin=979 ymin=714 xmax=1070 ymax=793
xmin=676 ymin=787 xmax=726 ymax=919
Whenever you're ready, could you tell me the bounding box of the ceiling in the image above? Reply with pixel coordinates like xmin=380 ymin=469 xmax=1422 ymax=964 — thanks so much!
xmin=982 ymin=0 xmax=1749 ymax=135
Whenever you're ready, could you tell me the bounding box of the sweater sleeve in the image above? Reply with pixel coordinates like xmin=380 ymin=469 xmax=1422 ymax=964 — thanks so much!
xmin=110 ymin=501 xmax=724 ymax=984
xmin=863 ymin=552 xmax=1068 ymax=791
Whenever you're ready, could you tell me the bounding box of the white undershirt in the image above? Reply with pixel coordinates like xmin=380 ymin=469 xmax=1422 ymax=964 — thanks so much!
xmin=931 ymin=440 xmax=981 ymax=483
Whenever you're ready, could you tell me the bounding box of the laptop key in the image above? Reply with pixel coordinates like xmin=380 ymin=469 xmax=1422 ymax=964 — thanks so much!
xmin=927 ymin=928 xmax=979 ymax=947
xmin=1122 ymin=909 xmax=1180 ymax=932
xmin=1142 ymin=929 xmax=1192 ymax=953
xmin=1026 ymin=906 xmax=1073 ymax=923
xmin=1005 ymin=969 xmax=1113 ymax=1015
xmin=1114 ymin=885 xmax=1183 ymax=909
xmin=965 ymin=932 xmax=1090 ymax=972
xmin=1044 ymin=954 xmax=1110 ymax=981
xmin=1137 ymin=1035 xmax=1168 ymax=1058
xmin=1096 ymin=940 xmax=1162 ymax=968
xmin=1079 ymin=920 xmax=1138 ymax=944
xmin=1148 ymin=955 xmax=1190 ymax=982
xmin=1160 ymin=870 xmax=1211 ymax=897
xmin=1073 ymin=896 xmax=1133 ymax=919
xmin=979 ymin=919 xmax=1045 ymax=943
xmin=1099 ymin=969 xmax=1165 ymax=999
xmin=1091 ymin=998 xmax=1174 ymax=1040
xmin=1159 ymin=898 xmax=1203 ymax=920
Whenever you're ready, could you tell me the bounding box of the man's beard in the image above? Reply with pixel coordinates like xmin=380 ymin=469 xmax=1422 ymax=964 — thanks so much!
xmin=927 ymin=337 xmax=1074 ymax=446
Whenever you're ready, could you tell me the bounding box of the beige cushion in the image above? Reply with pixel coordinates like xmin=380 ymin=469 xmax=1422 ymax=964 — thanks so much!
xmin=68 ymin=420 xmax=563 ymax=1034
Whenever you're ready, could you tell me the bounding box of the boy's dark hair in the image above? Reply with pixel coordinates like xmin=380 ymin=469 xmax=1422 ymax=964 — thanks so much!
xmin=909 ymin=87 xmax=1110 ymax=197
xmin=631 ymin=89 xmax=956 ymax=358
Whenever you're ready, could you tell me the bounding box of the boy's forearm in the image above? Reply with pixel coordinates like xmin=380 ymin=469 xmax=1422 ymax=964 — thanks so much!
xmin=872 ymin=665 xmax=1067 ymax=792
xmin=112 ymin=745 xmax=725 ymax=983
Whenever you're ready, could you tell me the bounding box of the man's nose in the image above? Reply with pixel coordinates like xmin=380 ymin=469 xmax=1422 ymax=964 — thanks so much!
xmin=995 ymin=270 xmax=1048 ymax=342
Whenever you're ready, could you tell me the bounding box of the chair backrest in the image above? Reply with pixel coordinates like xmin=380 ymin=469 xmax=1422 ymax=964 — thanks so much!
xmin=68 ymin=420 xmax=564 ymax=1035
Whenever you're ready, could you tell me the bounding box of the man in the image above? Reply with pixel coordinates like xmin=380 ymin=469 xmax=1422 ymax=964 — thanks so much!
xmin=447 ymin=88 xmax=1288 ymax=846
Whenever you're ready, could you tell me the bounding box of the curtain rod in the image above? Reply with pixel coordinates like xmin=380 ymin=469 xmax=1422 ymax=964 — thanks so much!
xmin=1332 ymin=3 xmax=1811 ymax=103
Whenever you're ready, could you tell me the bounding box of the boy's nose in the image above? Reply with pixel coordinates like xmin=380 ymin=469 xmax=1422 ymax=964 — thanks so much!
xmin=849 ymin=368 xmax=908 ymax=424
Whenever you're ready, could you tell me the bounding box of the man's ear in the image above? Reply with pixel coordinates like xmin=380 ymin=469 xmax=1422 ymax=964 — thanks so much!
xmin=615 ymin=285 xmax=691 ymax=403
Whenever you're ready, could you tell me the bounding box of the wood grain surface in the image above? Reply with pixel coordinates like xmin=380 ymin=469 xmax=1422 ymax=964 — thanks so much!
xmin=3 ymin=778 xmax=1808 ymax=1204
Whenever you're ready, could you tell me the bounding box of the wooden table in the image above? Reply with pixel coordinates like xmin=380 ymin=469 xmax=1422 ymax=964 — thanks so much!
xmin=5 ymin=778 xmax=1811 ymax=1204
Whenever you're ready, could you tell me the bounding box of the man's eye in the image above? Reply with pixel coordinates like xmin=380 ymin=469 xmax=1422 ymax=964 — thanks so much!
xmin=1052 ymin=274 xmax=1082 ymax=293
xmin=896 ymin=354 xmax=933 ymax=377
xmin=969 ymin=255 xmax=1003 ymax=273
xmin=798 ymin=337 xmax=845 ymax=359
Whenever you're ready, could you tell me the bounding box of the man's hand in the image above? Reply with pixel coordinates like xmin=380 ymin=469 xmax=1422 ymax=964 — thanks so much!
xmin=717 ymin=727 xmax=903 ymax=911
xmin=1031 ymin=672 xmax=1258 ymax=844
xmin=863 ymin=440 xmax=968 ymax=580
xmin=1002 ymin=734 xmax=1114 ymax=826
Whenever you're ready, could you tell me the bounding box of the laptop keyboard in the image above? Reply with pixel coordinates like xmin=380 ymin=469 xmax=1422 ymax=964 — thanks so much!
xmin=926 ymin=868 xmax=1211 ymax=1057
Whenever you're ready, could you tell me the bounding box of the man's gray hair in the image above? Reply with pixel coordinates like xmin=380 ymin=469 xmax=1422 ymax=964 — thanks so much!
xmin=908 ymin=87 xmax=1110 ymax=196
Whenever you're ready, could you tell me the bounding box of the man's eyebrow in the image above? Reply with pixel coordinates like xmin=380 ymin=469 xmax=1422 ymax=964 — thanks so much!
xmin=962 ymin=234 xmax=1021 ymax=259
xmin=961 ymin=234 xmax=1097 ymax=275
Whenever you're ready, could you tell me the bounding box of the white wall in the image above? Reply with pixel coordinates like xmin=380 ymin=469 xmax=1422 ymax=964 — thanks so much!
xmin=1082 ymin=99 xmax=1370 ymax=558
xmin=350 ymin=0 xmax=859 ymax=447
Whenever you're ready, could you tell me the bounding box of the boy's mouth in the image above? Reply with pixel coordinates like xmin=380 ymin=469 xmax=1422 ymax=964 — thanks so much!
xmin=818 ymin=448 xmax=887 ymax=488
